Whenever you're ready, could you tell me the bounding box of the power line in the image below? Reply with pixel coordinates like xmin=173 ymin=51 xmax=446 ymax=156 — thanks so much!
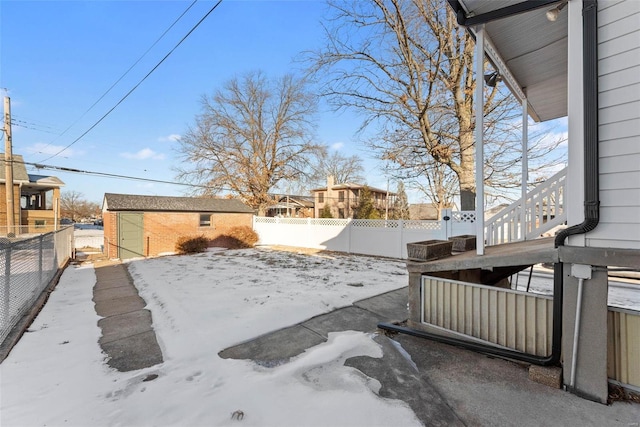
xmin=38 ymin=0 xmax=223 ymax=163
xmin=12 ymin=116 xmax=60 ymax=131
xmin=22 ymin=159 xmax=210 ymax=190
xmin=17 ymin=159 xmax=353 ymax=200
xmin=35 ymin=0 xmax=198 ymax=154
xmin=11 ymin=119 xmax=61 ymax=135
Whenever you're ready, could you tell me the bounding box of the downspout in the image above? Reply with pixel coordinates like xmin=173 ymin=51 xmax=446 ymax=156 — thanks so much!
xmin=554 ymin=0 xmax=600 ymax=249
xmin=553 ymin=0 xmax=599 ymax=387
xmin=380 ymin=0 xmax=600 ymax=367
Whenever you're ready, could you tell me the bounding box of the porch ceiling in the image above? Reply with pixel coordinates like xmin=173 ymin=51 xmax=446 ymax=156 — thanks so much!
xmin=450 ymin=0 xmax=568 ymax=122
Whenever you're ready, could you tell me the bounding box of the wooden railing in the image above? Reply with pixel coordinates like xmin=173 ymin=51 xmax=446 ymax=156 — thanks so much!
xmin=485 ymin=168 xmax=567 ymax=246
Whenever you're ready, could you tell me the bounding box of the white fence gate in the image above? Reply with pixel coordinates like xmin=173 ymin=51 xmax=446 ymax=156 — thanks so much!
xmin=253 ymin=210 xmax=476 ymax=259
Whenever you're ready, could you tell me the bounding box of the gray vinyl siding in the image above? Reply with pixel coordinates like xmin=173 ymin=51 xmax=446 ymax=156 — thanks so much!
xmin=587 ymin=0 xmax=640 ymax=249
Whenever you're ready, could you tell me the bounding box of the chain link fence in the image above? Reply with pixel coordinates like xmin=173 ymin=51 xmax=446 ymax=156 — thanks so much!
xmin=0 ymin=226 xmax=74 ymax=346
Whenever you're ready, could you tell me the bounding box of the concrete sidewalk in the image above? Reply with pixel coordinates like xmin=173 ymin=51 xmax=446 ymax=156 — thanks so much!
xmin=220 ymin=288 xmax=640 ymax=427
xmin=92 ymin=260 xmax=163 ymax=372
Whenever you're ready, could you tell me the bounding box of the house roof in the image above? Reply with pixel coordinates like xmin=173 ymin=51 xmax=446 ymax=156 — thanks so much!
xmin=27 ymin=174 xmax=65 ymax=187
xmin=103 ymin=193 xmax=255 ymax=214
xmin=448 ymin=0 xmax=568 ymax=122
xmin=311 ymin=183 xmax=395 ymax=195
xmin=276 ymin=195 xmax=315 ymax=208
xmin=21 ymin=174 xmax=65 ymax=195
xmin=0 ymin=155 xmax=31 ymax=183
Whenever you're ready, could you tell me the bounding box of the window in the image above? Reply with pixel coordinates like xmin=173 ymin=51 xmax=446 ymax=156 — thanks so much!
xmin=318 ymin=192 xmax=324 ymax=203
xmin=338 ymin=191 xmax=345 ymax=202
xmin=35 ymin=220 xmax=46 ymax=228
xmin=199 ymin=214 xmax=212 ymax=227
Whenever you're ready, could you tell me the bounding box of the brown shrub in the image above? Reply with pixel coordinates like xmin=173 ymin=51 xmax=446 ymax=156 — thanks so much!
xmin=175 ymin=235 xmax=209 ymax=254
xmin=209 ymin=226 xmax=259 ymax=249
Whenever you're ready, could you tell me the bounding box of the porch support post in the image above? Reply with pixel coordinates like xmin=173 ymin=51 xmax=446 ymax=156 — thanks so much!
xmin=474 ymin=25 xmax=485 ymax=256
xmin=521 ymin=99 xmax=528 ymax=240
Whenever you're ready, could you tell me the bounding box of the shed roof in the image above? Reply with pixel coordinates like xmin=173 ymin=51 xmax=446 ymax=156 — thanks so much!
xmin=103 ymin=193 xmax=255 ymax=214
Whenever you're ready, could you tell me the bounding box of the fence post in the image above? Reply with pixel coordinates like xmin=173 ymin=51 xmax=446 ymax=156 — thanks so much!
xmin=38 ymin=235 xmax=44 ymax=288
xmin=399 ymin=219 xmax=404 ymax=259
xmin=1 ymin=246 xmax=10 ymax=329
xmin=442 ymin=209 xmax=453 ymax=239
xmin=347 ymin=219 xmax=352 ymax=254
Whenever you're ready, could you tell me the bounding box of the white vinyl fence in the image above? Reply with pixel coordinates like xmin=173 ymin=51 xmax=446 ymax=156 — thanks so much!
xmin=253 ymin=210 xmax=476 ymax=259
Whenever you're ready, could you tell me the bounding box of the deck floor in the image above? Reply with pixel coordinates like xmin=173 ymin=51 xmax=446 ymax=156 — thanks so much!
xmin=407 ymin=237 xmax=558 ymax=273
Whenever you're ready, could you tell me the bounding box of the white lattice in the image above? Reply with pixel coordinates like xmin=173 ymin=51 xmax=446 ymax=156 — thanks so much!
xmin=453 ymin=211 xmax=476 ymax=223
xmin=351 ymin=219 xmax=399 ymax=228
xmin=403 ymin=221 xmax=442 ymax=230
xmin=254 ymin=217 xmax=278 ymax=224
xmin=280 ymin=218 xmax=308 ymax=225
xmin=311 ymin=219 xmax=350 ymax=227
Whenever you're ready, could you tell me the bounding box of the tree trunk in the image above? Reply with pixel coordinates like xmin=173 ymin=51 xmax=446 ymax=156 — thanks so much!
xmin=457 ymin=141 xmax=476 ymax=211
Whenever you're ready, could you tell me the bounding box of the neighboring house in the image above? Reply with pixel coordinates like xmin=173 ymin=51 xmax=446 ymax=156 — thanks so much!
xmin=312 ymin=176 xmax=396 ymax=219
xmin=0 ymin=155 xmax=64 ymax=235
xmin=102 ymin=193 xmax=254 ymax=259
xmin=409 ymin=203 xmax=440 ymax=220
xmin=266 ymin=195 xmax=315 ymax=218
xmin=392 ymin=0 xmax=640 ymax=404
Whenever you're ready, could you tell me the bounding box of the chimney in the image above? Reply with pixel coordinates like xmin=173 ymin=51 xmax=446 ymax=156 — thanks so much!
xmin=327 ymin=175 xmax=335 ymax=190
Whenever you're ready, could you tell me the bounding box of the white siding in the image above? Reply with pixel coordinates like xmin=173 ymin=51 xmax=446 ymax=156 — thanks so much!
xmin=587 ymin=0 xmax=640 ymax=250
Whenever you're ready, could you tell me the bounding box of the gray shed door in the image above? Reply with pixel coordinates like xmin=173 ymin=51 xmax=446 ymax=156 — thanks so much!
xmin=118 ymin=213 xmax=144 ymax=259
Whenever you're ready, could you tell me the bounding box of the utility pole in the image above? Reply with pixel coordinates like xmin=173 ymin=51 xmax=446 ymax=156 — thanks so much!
xmin=4 ymin=96 xmax=15 ymax=236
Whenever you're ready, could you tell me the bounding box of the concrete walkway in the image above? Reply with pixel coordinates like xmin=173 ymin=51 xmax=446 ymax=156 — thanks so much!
xmin=92 ymin=260 xmax=163 ymax=372
xmin=82 ymin=253 xmax=639 ymax=425
xmin=220 ymin=288 xmax=640 ymax=427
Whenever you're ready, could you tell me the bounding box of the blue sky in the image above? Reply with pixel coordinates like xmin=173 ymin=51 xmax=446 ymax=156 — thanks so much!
xmin=1 ymin=0 xmax=387 ymax=204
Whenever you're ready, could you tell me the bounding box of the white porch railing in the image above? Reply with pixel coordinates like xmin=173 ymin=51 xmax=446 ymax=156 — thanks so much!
xmin=485 ymin=168 xmax=567 ymax=246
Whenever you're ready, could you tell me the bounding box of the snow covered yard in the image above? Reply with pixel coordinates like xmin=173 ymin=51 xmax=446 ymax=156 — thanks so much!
xmin=0 ymin=248 xmax=421 ymax=426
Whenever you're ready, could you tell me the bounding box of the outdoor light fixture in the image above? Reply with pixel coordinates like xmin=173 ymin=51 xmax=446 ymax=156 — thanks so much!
xmin=484 ymin=71 xmax=501 ymax=87
xmin=546 ymin=1 xmax=568 ymax=22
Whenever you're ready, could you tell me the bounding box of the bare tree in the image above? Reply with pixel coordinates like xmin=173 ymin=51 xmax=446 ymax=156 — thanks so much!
xmin=307 ymin=0 xmax=563 ymax=210
xmin=176 ymin=71 xmax=320 ymax=215
xmin=310 ymin=148 xmax=365 ymax=186
xmin=60 ymin=191 xmax=100 ymax=221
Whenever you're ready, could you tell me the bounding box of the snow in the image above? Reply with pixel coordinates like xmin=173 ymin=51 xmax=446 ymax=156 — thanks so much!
xmin=73 ymin=226 xmax=104 ymax=249
xmin=513 ymin=267 xmax=640 ymax=311
xmin=0 ymin=248 xmax=421 ymax=426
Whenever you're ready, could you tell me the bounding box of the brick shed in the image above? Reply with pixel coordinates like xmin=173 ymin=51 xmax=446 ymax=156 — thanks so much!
xmin=102 ymin=193 xmax=254 ymax=259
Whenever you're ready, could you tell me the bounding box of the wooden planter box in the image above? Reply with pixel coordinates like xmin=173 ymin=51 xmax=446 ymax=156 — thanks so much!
xmin=449 ymin=234 xmax=476 ymax=252
xmin=407 ymin=240 xmax=453 ymax=261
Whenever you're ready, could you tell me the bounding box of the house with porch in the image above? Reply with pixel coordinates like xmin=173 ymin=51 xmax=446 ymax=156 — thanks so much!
xmin=380 ymin=0 xmax=640 ymax=403
xmin=1 ymin=155 xmax=64 ymax=235
xmin=266 ymin=195 xmax=315 ymax=218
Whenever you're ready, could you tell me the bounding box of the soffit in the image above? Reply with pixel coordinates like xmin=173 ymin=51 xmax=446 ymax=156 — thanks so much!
xmin=453 ymin=0 xmax=569 ymax=121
